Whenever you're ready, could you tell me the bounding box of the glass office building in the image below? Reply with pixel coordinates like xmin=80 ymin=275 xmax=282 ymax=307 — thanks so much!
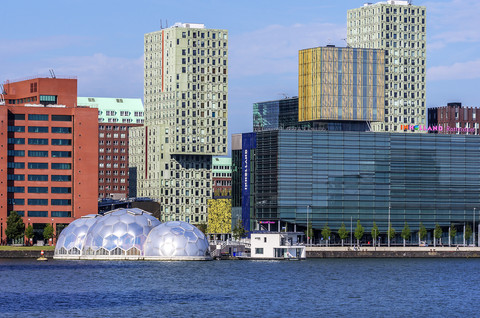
xmin=251 ymin=130 xmax=480 ymax=233
xmin=253 ymin=97 xmax=310 ymax=131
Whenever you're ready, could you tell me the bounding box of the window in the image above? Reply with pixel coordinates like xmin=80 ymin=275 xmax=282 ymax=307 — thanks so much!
xmin=255 ymin=248 xmax=264 ymax=255
xmin=51 ymin=163 xmax=71 ymax=170
xmin=51 ymin=151 xmax=71 ymax=158
xmin=8 ymin=138 xmax=25 ymax=144
xmin=28 ymin=175 xmax=48 ymax=181
xmin=8 ymin=162 xmax=25 ymax=169
xmin=8 ymin=150 xmax=25 ymax=157
xmin=8 ymin=126 xmax=25 ymax=132
xmin=51 ymin=127 xmax=71 ymax=133
xmin=51 ymin=211 xmax=71 ymax=217
xmin=28 ymin=199 xmax=48 ymax=205
xmin=28 ymin=151 xmax=48 ymax=157
xmin=8 ymin=199 xmax=25 ymax=205
xmin=7 ymin=186 xmax=24 ymax=193
xmin=51 ymin=139 xmax=71 ymax=145
xmin=51 ymin=187 xmax=71 ymax=193
xmin=51 ymin=175 xmax=71 ymax=182
xmin=9 ymin=114 xmax=25 ymax=120
xmin=28 ymin=114 xmax=48 ymax=121
xmin=28 ymin=126 xmax=49 ymax=133
xmin=52 ymin=115 xmax=72 ymax=121
xmin=28 ymin=162 xmax=48 ymax=169
xmin=28 ymin=187 xmax=48 ymax=193
xmin=8 ymin=174 xmax=25 ymax=181
xmin=28 ymin=211 xmax=48 ymax=217
xmin=28 ymin=138 xmax=48 ymax=145
xmin=51 ymin=199 xmax=71 ymax=205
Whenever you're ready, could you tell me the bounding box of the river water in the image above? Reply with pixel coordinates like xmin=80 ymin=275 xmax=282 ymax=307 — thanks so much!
xmin=0 ymin=258 xmax=478 ymax=317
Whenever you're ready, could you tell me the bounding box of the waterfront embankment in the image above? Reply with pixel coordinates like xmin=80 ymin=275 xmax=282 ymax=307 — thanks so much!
xmin=306 ymin=246 xmax=480 ymax=258
xmin=0 ymin=248 xmax=54 ymax=259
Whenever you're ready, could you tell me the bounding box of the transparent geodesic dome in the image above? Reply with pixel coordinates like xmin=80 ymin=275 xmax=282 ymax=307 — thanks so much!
xmin=82 ymin=208 xmax=161 ymax=256
xmin=144 ymin=221 xmax=209 ymax=257
xmin=55 ymin=214 xmax=99 ymax=256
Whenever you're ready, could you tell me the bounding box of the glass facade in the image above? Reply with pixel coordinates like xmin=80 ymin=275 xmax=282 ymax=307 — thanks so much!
xmin=253 ymin=98 xmax=310 ymax=132
xmin=254 ymin=130 xmax=480 ymax=232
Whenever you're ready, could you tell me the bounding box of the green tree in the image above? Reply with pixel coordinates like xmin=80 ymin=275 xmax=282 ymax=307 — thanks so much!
xmin=338 ymin=223 xmax=349 ymax=247
xmin=371 ymin=222 xmax=380 ymax=247
xmin=401 ymin=222 xmax=411 ymax=247
xmin=232 ymin=220 xmax=246 ymax=241
xmin=321 ymin=223 xmax=331 ymax=246
xmin=434 ymin=223 xmax=442 ymax=247
xmin=5 ymin=211 xmax=25 ymax=244
xmin=305 ymin=222 xmax=313 ymax=245
xmin=43 ymin=224 xmax=54 ymax=243
xmin=387 ymin=224 xmax=396 ymax=247
xmin=196 ymin=222 xmax=208 ymax=235
xmin=354 ymin=220 xmax=364 ymax=247
xmin=25 ymin=225 xmax=34 ymax=245
xmin=449 ymin=224 xmax=457 ymax=247
xmin=419 ymin=222 xmax=427 ymax=246
xmin=465 ymin=225 xmax=473 ymax=245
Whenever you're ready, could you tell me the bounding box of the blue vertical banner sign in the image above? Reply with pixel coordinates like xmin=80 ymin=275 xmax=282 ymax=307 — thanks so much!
xmin=241 ymin=133 xmax=256 ymax=232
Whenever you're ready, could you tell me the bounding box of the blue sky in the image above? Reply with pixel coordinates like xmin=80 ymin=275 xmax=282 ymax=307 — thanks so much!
xmin=1 ymin=0 xmax=480 ymax=138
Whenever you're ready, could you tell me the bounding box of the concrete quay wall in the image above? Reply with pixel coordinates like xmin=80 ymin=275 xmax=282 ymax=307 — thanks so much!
xmin=0 ymin=250 xmax=54 ymax=259
xmin=306 ymin=246 xmax=480 ymax=258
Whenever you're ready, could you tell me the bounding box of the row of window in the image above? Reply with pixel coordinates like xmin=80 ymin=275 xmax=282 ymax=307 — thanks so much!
xmin=8 ymin=174 xmax=71 ymax=181
xmin=7 ymin=163 xmax=71 ymax=169
xmin=9 ymin=114 xmax=72 ymax=121
xmin=8 ymin=186 xmax=71 ymax=193
xmin=8 ymin=138 xmax=71 ymax=145
xmin=8 ymin=150 xmax=71 ymax=158
xmin=8 ymin=199 xmax=71 ymax=205
xmin=8 ymin=126 xmax=72 ymax=133
xmin=8 ymin=211 xmax=71 ymax=218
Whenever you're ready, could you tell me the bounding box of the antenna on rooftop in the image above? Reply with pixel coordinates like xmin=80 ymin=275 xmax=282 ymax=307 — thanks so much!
xmin=49 ymin=69 xmax=56 ymax=78
xmin=0 ymin=84 xmax=4 ymax=105
xmin=160 ymin=19 xmax=163 ymax=29
xmin=166 ymin=19 xmax=168 ymax=28
xmin=342 ymin=38 xmax=350 ymax=48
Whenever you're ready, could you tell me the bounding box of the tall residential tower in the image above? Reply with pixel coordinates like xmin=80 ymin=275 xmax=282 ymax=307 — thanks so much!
xmin=130 ymin=23 xmax=228 ymax=223
xmin=347 ymin=0 xmax=426 ymax=132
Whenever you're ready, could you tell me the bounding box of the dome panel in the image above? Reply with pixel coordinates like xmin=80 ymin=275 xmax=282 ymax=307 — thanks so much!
xmin=55 ymin=215 xmax=99 ymax=255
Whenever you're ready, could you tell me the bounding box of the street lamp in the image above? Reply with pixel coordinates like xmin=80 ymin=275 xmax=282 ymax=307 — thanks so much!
xmin=306 ymin=205 xmax=311 ymax=246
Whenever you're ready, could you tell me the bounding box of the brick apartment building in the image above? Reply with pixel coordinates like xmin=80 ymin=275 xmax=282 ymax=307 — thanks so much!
xmin=428 ymin=102 xmax=479 ymax=135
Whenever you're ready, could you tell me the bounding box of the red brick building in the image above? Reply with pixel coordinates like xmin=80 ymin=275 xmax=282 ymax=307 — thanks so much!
xmin=428 ymin=102 xmax=479 ymax=135
xmin=0 ymin=77 xmax=98 ymax=244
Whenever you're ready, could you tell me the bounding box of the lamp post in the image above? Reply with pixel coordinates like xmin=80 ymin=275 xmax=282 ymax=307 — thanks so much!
xmin=306 ymin=205 xmax=311 ymax=246
xmin=474 ymin=208 xmax=476 ymax=247
xmin=51 ymin=218 xmax=54 ymax=246
xmin=350 ymin=216 xmax=353 ymax=247
xmin=388 ymin=206 xmax=391 ymax=248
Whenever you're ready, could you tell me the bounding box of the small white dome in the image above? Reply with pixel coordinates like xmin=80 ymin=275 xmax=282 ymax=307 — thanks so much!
xmin=55 ymin=214 xmax=99 ymax=256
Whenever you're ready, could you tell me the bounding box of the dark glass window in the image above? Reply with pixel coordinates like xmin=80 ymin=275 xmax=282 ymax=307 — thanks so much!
xmin=51 ymin=151 xmax=71 ymax=158
xmin=28 ymin=114 xmax=49 ymax=121
xmin=8 ymin=138 xmax=25 ymax=144
xmin=8 ymin=150 xmax=25 ymax=157
xmin=51 ymin=211 xmax=71 ymax=217
xmin=28 ymin=162 xmax=48 ymax=169
xmin=28 ymin=199 xmax=48 ymax=205
xmin=51 ymin=115 xmax=72 ymax=121
xmin=28 ymin=175 xmax=48 ymax=181
xmin=51 ymin=127 xmax=72 ymax=133
xmin=28 ymin=211 xmax=48 ymax=217
xmin=28 ymin=187 xmax=48 ymax=193
xmin=8 ymin=113 xmax=25 ymax=120
xmin=51 ymin=199 xmax=71 ymax=206
xmin=8 ymin=126 xmax=25 ymax=132
xmin=28 ymin=126 xmax=49 ymax=133
xmin=51 ymin=139 xmax=72 ymax=145
xmin=8 ymin=210 xmax=25 ymax=216
xmin=28 ymin=138 xmax=48 ymax=145
xmin=8 ymin=162 xmax=25 ymax=169
xmin=8 ymin=174 xmax=25 ymax=181
xmin=51 ymin=163 xmax=71 ymax=170
xmin=28 ymin=151 xmax=48 ymax=157
xmin=7 ymin=186 xmax=24 ymax=193
xmin=51 ymin=175 xmax=71 ymax=182
xmin=8 ymin=199 xmax=25 ymax=205
xmin=51 ymin=187 xmax=71 ymax=193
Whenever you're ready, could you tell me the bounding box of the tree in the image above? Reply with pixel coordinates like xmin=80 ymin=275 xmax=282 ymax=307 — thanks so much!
xmin=338 ymin=223 xmax=349 ymax=247
xmin=25 ymin=225 xmax=34 ymax=245
xmin=321 ymin=223 xmax=331 ymax=247
xmin=434 ymin=223 xmax=442 ymax=247
xmin=387 ymin=224 xmax=395 ymax=247
xmin=354 ymin=220 xmax=364 ymax=247
xmin=196 ymin=222 xmax=208 ymax=235
xmin=401 ymin=222 xmax=411 ymax=247
xmin=232 ymin=220 xmax=246 ymax=241
xmin=419 ymin=222 xmax=427 ymax=246
xmin=465 ymin=225 xmax=473 ymax=245
xmin=449 ymin=224 xmax=457 ymax=247
xmin=371 ymin=222 xmax=380 ymax=247
xmin=43 ymin=224 xmax=54 ymax=244
xmin=5 ymin=211 xmax=25 ymax=244
xmin=305 ymin=222 xmax=314 ymax=245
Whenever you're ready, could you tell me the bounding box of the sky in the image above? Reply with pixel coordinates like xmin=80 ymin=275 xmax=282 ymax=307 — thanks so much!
xmin=1 ymin=0 xmax=480 ymax=142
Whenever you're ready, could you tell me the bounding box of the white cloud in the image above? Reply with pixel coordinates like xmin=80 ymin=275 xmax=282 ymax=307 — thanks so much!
xmin=229 ymin=22 xmax=346 ymax=77
xmin=428 ymin=58 xmax=480 ymax=80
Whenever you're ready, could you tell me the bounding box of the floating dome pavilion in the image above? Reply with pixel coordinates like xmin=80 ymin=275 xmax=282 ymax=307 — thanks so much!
xmin=54 ymin=208 xmax=211 ymax=261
